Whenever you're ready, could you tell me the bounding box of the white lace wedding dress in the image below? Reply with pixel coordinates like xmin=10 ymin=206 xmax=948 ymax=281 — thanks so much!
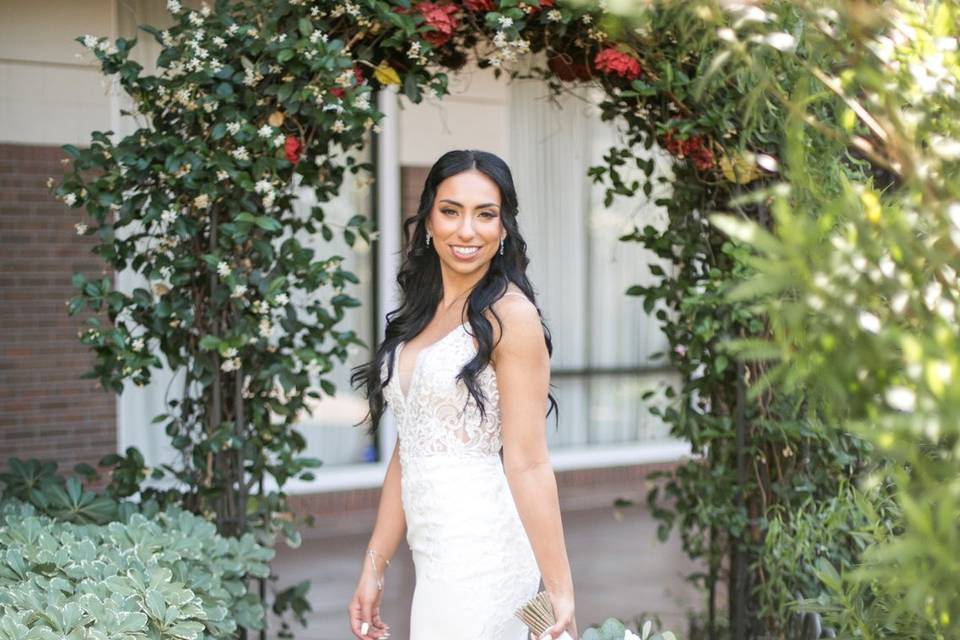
xmin=381 ymin=297 xmax=542 ymax=639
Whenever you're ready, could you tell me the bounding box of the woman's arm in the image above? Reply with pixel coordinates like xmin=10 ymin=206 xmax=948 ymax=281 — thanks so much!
xmin=349 ymin=442 xmax=405 ymax=639
xmin=366 ymin=442 xmax=406 ymax=567
xmin=493 ymin=296 xmax=577 ymax=639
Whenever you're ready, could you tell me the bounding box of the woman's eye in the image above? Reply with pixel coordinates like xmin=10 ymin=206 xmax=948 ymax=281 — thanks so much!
xmin=481 ymin=211 xmax=496 ymax=218
xmin=442 ymin=208 xmax=457 ymax=215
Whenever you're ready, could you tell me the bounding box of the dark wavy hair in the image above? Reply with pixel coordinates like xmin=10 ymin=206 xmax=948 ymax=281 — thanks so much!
xmin=350 ymin=149 xmax=559 ymax=436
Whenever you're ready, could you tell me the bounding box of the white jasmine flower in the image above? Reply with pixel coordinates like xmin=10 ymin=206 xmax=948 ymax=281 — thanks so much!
xmin=223 ymin=347 xmax=238 ymax=358
xmin=62 ymin=192 xmax=77 ymax=206
xmin=217 ymin=261 xmax=230 ymax=277
xmin=273 ymin=133 xmax=286 ymax=148
xmin=353 ymin=94 xmax=370 ymax=110
xmin=232 ymin=146 xmax=250 ymax=161
xmin=132 ymin=338 xmax=145 ymax=352
xmin=216 ymin=170 xmax=230 ymax=181
xmin=547 ymin=9 xmax=562 ymax=21
xmin=493 ymin=31 xmax=508 ymax=47
xmin=581 ymin=14 xmax=592 ymax=23
xmin=254 ymin=179 xmax=274 ymax=194
xmin=226 ymin=23 xmax=240 ymax=36
xmin=259 ymin=318 xmax=272 ymax=338
xmin=161 ymin=208 xmax=178 ymax=224
xmin=221 ymin=357 xmax=240 ymax=372
xmin=167 ymin=0 xmax=181 ymax=13
xmin=226 ymin=121 xmax=242 ymax=135
xmin=258 ymin=124 xmax=274 ymax=138
xmin=336 ymin=69 xmax=355 ymax=87
xmin=332 ymin=119 xmax=346 ymax=133
xmin=200 ymin=2 xmax=211 ymax=16
xmin=193 ymin=194 xmax=210 ymax=208
xmin=82 ymin=35 xmax=99 ymax=48
xmin=212 ymin=35 xmax=226 ymax=48
xmin=75 ymin=222 xmax=88 ymax=235
xmin=275 ymin=293 xmax=289 ymax=305
xmin=231 ymin=284 xmax=247 ymax=298
xmin=497 ymin=15 xmax=513 ymax=28
xmin=310 ymin=30 xmax=329 ymax=43
xmin=188 ymin=11 xmax=204 ymax=26
xmin=159 ymin=266 xmax=172 ymax=279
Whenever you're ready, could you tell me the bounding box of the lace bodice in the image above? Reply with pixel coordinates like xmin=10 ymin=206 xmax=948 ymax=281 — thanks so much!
xmin=381 ymin=321 xmax=502 ymax=467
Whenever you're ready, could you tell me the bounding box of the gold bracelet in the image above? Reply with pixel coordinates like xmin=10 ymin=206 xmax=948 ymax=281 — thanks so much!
xmin=367 ymin=549 xmax=391 ymax=591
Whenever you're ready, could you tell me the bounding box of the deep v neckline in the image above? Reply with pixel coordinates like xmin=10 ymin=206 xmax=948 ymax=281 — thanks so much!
xmin=394 ymin=322 xmax=467 ymax=404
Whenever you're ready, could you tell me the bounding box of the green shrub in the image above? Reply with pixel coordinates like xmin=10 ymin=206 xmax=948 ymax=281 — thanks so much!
xmin=0 ymin=500 xmax=273 ymax=639
xmin=582 ymin=618 xmax=676 ymax=640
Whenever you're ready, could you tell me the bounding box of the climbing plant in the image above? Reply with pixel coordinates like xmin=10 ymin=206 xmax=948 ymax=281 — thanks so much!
xmin=49 ymin=0 xmax=900 ymax=635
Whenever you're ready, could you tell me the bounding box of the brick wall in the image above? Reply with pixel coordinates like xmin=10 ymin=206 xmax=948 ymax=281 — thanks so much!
xmin=0 ymin=143 xmax=116 ymax=473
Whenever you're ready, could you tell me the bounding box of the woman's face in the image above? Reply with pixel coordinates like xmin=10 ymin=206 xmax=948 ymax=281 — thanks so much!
xmin=426 ymin=169 xmax=506 ymax=278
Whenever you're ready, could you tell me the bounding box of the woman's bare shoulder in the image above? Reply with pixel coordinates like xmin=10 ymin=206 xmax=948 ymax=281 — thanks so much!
xmin=485 ymin=285 xmax=542 ymax=352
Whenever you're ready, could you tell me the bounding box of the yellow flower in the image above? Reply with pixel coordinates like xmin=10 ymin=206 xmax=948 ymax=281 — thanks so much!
xmin=719 ymin=151 xmax=762 ymax=184
xmin=268 ymin=110 xmax=285 ymax=127
xmin=374 ymin=63 xmax=401 ymax=86
xmin=860 ymin=189 xmax=882 ymax=224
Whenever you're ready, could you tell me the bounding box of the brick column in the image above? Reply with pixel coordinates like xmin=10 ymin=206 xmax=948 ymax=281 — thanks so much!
xmin=0 ymin=143 xmax=116 ymax=473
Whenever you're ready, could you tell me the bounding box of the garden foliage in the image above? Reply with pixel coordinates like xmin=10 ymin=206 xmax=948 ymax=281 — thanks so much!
xmin=0 ymin=499 xmax=272 ymax=639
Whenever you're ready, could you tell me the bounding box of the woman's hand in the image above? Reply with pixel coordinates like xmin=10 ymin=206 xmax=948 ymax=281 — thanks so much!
xmin=348 ymin=567 xmax=391 ymax=639
xmin=530 ymin=590 xmax=577 ymax=640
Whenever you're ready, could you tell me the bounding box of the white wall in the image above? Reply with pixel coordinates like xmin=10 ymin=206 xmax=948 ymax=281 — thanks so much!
xmin=0 ymin=0 xmax=115 ymax=145
xmin=397 ymin=63 xmax=511 ymax=166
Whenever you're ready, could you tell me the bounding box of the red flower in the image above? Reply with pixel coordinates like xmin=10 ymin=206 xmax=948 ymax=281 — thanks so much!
xmin=352 ymin=65 xmax=366 ymax=85
xmin=594 ymin=47 xmax=642 ymax=80
xmin=329 ymin=87 xmax=345 ymax=99
xmin=284 ymin=136 xmax=302 ymax=165
xmin=414 ymin=2 xmax=460 ymax=47
xmin=463 ymin=0 xmax=494 ymax=11
xmin=662 ymin=131 xmax=715 ymax=171
xmin=523 ymin=0 xmax=554 ymax=13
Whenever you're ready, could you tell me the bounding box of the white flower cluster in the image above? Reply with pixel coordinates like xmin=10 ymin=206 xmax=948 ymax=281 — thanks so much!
xmin=407 ymin=40 xmax=428 ymax=65
xmin=227 ymin=120 xmax=243 ymax=136
xmin=255 ymin=177 xmax=278 ymax=208
xmin=487 ymin=32 xmax=531 ymax=68
xmin=244 ymin=66 xmax=264 ymax=87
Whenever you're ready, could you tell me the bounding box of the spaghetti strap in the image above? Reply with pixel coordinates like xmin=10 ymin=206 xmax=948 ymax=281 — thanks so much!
xmin=501 ymin=290 xmax=528 ymax=300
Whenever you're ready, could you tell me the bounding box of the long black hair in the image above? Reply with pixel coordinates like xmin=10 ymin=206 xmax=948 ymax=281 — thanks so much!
xmin=350 ymin=149 xmax=559 ymax=436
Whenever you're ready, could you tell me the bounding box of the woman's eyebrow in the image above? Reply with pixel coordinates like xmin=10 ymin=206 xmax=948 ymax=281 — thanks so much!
xmin=439 ymin=199 xmax=500 ymax=209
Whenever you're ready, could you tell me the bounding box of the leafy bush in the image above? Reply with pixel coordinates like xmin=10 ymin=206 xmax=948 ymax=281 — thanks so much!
xmin=0 ymin=500 xmax=273 ymax=639
xmin=582 ymin=618 xmax=676 ymax=640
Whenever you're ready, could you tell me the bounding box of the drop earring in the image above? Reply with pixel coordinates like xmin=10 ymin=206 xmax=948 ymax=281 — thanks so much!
xmin=499 ymin=235 xmax=505 ymax=255
xmin=426 ymin=231 xmax=432 ymax=247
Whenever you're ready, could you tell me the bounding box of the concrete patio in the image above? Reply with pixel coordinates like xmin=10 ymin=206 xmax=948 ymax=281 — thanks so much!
xmin=270 ymin=475 xmax=703 ymax=639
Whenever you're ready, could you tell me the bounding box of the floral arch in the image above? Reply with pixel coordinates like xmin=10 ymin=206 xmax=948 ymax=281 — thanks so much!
xmin=54 ymin=0 xmax=804 ymax=634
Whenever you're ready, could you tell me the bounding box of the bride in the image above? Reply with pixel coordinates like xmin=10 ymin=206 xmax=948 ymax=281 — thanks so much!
xmin=348 ymin=149 xmax=578 ymax=640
